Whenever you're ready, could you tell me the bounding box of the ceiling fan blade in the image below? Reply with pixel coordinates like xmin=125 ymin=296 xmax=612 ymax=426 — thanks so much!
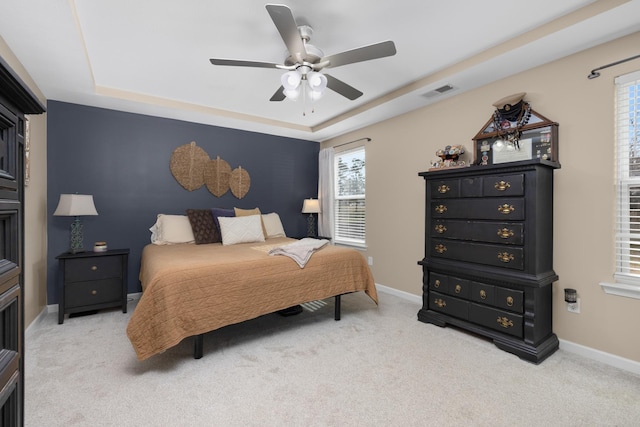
xmin=210 ymin=58 xmax=281 ymax=69
xmin=325 ymin=74 xmax=363 ymax=100
xmin=270 ymin=86 xmax=286 ymax=102
xmin=265 ymin=4 xmax=306 ymax=62
xmin=323 ymin=40 xmax=396 ymax=68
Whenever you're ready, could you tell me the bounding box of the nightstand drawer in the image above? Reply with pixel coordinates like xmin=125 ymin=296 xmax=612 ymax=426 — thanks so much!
xmin=65 ymin=279 xmax=122 ymax=308
xmin=65 ymin=256 xmax=123 ymax=282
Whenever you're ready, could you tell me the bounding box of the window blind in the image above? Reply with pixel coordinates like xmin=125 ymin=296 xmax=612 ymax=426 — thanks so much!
xmin=614 ymin=70 xmax=640 ymax=285
xmin=334 ymin=146 xmax=366 ymax=246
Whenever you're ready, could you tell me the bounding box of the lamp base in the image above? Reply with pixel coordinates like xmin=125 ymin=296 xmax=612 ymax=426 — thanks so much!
xmin=69 ymin=217 xmax=85 ymax=254
xmin=307 ymin=214 xmax=316 ymax=238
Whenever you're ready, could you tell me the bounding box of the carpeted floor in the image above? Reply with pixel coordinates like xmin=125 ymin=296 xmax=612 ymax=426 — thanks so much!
xmin=25 ymin=291 xmax=640 ymax=426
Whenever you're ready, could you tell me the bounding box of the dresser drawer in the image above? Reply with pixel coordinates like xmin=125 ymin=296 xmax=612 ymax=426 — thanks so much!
xmin=495 ymin=287 xmax=524 ymax=313
xmin=448 ymin=276 xmax=470 ymax=299
xmin=431 ymin=220 xmax=524 ymax=245
xmin=65 ymin=256 xmax=123 ymax=282
xmin=469 ymin=303 xmax=523 ymax=338
xmin=430 ymin=179 xmax=460 ymax=198
xmin=429 ymin=272 xmax=449 ymax=293
xmin=482 ymin=174 xmax=525 ymax=197
xmin=471 ymin=281 xmax=495 ymax=305
xmin=431 ymin=239 xmax=524 ymax=270
xmin=431 ymin=198 xmax=525 ymax=220
xmin=65 ymin=279 xmax=122 ymax=308
xmin=429 ymin=291 xmax=469 ymax=320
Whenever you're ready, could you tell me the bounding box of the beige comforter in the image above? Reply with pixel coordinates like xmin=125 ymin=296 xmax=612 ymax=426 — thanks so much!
xmin=126 ymin=237 xmax=377 ymax=360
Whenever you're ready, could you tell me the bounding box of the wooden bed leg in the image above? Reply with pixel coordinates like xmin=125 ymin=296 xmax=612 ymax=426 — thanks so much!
xmin=194 ymin=334 xmax=203 ymax=359
xmin=335 ymin=295 xmax=341 ymax=321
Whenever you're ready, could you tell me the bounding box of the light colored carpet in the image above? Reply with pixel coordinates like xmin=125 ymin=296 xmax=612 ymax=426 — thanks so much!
xmin=25 ymin=291 xmax=640 ymax=426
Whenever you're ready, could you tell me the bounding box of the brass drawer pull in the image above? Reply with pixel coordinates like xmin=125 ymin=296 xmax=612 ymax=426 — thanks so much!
xmin=434 ymin=298 xmax=447 ymax=308
xmin=435 ymin=244 xmax=447 ymax=254
xmin=434 ymin=279 xmax=441 ymax=288
xmin=91 ymin=266 xmax=98 ymax=271
xmin=435 ymin=204 xmax=448 ymax=214
xmin=497 ymin=228 xmax=514 ymax=239
xmin=494 ymin=181 xmax=511 ymax=191
xmin=437 ymin=184 xmax=450 ymax=194
xmin=91 ymin=290 xmax=97 ymax=295
xmin=497 ymin=316 xmax=514 ymax=328
xmin=479 ymin=290 xmax=487 ymax=300
xmin=434 ymin=224 xmax=447 ymax=234
xmin=506 ymin=296 xmax=514 ymax=307
xmin=455 ymin=284 xmax=461 ymax=294
xmin=498 ymin=252 xmax=514 ymax=263
xmin=498 ymin=204 xmax=515 ymax=215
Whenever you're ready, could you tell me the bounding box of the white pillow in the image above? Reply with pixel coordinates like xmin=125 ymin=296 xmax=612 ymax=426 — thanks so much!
xmin=262 ymin=213 xmax=286 ymax=238
xmin=218 ymin=215 xmax=266 ymax=246
xmin=149 ymin=214 xmax=195 ymax=245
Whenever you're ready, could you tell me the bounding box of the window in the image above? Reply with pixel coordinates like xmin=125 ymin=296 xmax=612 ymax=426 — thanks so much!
xmin=334 ymin=146 xmax=365 ymax=246
xmin=614 ymin=70 xmax=640 ymax=290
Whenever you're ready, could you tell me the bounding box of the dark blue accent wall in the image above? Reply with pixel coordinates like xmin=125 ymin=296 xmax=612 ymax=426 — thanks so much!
xmin=47 ymin=101 xmax=319 ymax=303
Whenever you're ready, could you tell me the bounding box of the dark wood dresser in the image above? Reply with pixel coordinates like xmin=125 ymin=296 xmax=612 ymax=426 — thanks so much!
xmin=418 ymin=159 xmax=559 ymax=363
xmin=0 ymin=56 xmax=46 ymax=425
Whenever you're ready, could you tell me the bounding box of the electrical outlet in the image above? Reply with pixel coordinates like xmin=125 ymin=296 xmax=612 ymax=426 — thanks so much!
xmin=567 ymin=298 xmax=581 ymax=314
xmin=367 ymin=256 xmax=373 ymax=266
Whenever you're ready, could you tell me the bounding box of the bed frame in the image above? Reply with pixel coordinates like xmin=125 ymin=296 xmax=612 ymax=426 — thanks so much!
xmin=192 ymin=295 xmax=342 ymax=359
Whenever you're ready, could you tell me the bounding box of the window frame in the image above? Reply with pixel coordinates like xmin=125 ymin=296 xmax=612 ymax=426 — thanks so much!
xmin=333 ymin=146 xmax=366 ymax=248
xmin=602 ymin=70 xmax=640 ymax=299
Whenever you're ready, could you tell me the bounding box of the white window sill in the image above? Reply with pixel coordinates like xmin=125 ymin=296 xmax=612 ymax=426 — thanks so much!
xmin=334 ymin=241 xmax=367 ymax=250
xmin=599 ymin=282 xmax=640 ymax=299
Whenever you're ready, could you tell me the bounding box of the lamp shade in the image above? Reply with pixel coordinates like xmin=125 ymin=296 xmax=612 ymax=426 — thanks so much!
xmin=302 ymin=198 xmax=320 ymax=214
xmin=53 ymin=194 xmax=98 ymax=216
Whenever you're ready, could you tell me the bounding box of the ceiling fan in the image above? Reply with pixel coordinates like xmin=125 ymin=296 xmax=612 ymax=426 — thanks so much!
xmin=209 ymin=4 xmax=397 ymax=102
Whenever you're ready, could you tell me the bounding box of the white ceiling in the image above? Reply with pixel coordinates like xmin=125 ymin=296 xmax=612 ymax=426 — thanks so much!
xmin=2 ymin=0 xmax=640 ymax=142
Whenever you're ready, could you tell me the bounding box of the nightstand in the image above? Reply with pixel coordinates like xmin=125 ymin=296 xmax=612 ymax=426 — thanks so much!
xmin=56 ymin=249 xmax=129 ymax=324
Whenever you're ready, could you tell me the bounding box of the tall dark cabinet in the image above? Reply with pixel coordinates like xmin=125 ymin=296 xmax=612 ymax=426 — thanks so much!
xmin=418 ymin=159 xmax=559 ymax=363
xmin=0 ymin=57 xmax=46 ymax=425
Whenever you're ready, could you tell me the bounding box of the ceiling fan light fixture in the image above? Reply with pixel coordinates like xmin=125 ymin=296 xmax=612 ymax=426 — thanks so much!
xmin=309 ymin=88 xmax=325 ymax=101
xmin=283 ymin=87 xmax=301 ymax=100
xmin=281 ymin=71 xmax=302 ymax=90
xmin=307 ymin=71 xmax=327 ymax=92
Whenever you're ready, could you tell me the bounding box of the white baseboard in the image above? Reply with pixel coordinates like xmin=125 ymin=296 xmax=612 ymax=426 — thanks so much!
xmin=25 ymin=306 xmax=50 ymax=340
xmin=377 ymin=282 xmax=640 ymax=375
xmin=26 ymin=292 xmax=144 ymax=336
xmin=559 ymin=339 xmax=640 ymax=376
xmin=376 ymin=283 xmax=422 ymax=305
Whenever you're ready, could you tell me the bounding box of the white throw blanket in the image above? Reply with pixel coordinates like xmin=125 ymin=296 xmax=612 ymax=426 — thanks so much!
xmin=268 ymin=238 xmax=329 ymax=268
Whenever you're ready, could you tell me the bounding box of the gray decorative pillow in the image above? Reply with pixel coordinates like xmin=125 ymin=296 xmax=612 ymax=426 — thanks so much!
xmin=186 ymin=209 xmax=220 ymax=244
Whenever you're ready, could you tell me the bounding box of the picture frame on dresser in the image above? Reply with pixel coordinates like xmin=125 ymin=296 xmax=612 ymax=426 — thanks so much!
xmin=472 ymin=108 xmax=558 ymax=167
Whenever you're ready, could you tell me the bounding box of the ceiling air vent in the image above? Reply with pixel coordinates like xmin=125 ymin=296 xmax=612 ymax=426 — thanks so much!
xmin=421 ymin=84 xmax=455 ymax=98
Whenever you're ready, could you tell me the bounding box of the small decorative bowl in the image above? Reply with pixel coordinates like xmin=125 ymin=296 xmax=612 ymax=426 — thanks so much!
xmin=93 ymin=242 xmax=107 ymax=252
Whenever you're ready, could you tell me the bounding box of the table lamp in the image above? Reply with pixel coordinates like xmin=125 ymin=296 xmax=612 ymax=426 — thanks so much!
xmin=53 ymin=194 xmax=98 ymax=253
xmin=302 ymin=198 xmax=320 ymax=237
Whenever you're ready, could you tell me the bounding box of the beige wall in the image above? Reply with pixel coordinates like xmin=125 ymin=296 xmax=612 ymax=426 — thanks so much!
xmin=0 ymin=37 xmax=48 ymax=328
xmin=323 ymin=32 xmax=640 ymax=362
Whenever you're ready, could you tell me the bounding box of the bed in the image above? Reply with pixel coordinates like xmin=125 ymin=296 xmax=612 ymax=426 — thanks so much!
xmin=126 ymin=236 xmax=378 ymax=360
